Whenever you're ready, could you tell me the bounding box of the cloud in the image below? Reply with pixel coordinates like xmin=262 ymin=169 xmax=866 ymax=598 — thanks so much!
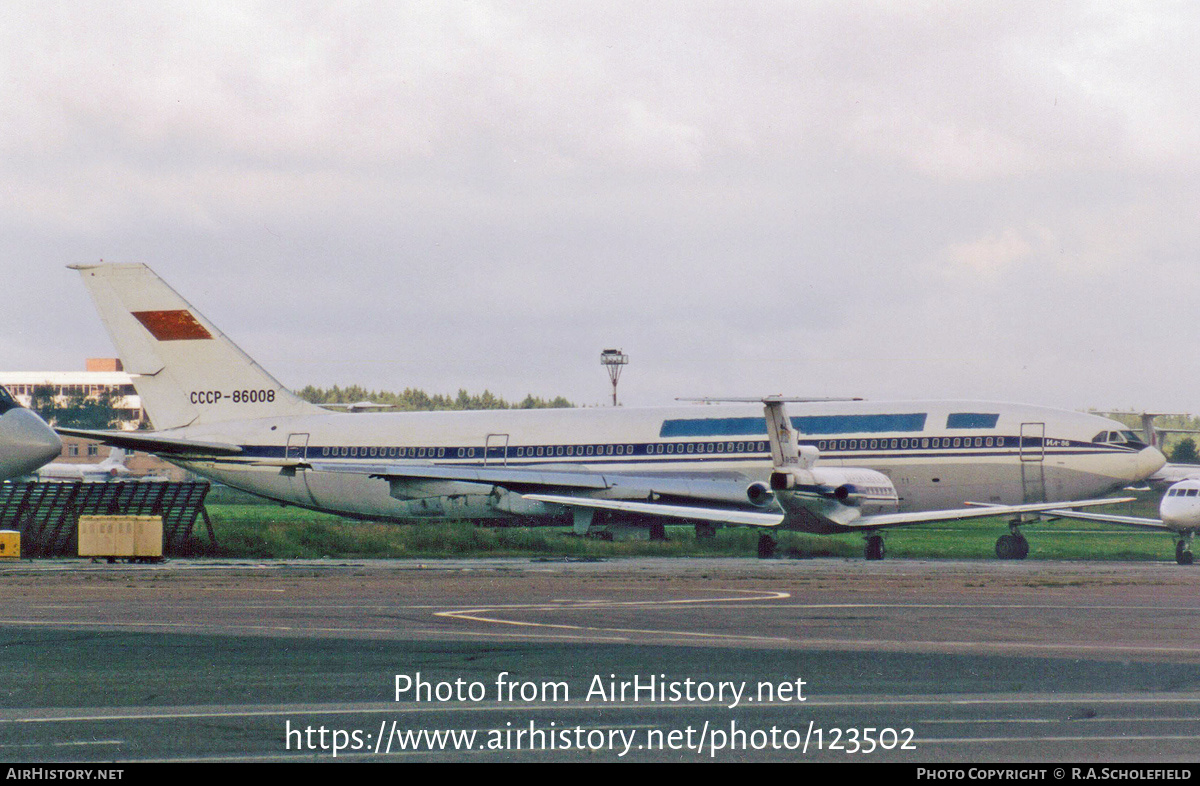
xmin=3 ymin=2 xmax=1200 ymax=411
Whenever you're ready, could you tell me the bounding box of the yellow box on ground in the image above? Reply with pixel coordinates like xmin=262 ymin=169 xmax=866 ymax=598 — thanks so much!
xmin=78 ymin=515 xmax=163 ymax=559
xmin=0 ymin=531 xmax=19 ymax=559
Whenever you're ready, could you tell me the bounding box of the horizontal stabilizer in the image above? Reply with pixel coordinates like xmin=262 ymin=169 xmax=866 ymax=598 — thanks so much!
xmin=55 ymin=427 xmax=243 ymax=456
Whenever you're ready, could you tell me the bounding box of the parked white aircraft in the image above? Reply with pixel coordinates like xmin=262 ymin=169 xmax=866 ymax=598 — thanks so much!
xmin=0 ymin=386 xmax=62 ymax=481
xmin=34 ymin=448 xmax=131 ymax=481
xmin=58 ymin=263 xmax=1164 ymax=559
xmin=1048 ymin=478 xmax=1200 ymax=564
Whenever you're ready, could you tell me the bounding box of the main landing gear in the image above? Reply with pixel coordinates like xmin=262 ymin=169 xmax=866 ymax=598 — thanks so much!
xmin=757 ymin=534 xmax=777 ymax=559
xmin=864 ymin=534 xmax=885 ymax=561
xmin=995 ymin=523 xmax=1030 ymax=560
xmin=1176 ymin=534 xmax=1195 ymax=565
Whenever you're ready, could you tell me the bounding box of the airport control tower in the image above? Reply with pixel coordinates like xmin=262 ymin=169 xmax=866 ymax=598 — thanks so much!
xmin=600 ymin=348 xmax=628 ymax=406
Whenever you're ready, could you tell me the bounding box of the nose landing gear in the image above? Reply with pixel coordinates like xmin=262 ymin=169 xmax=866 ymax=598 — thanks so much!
xmin=1175 ymin=534 xmax=1195 ymax=565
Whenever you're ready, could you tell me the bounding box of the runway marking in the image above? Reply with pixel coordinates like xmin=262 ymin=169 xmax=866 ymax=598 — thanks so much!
xmin=917 ymin=734 xmax=1200 ymax=744
xmin=0 ymin=739 xmax=123 ymax=747
xmin=6 ymin=695 xmax=1200 ymax=725
xmin=1 ymin=614 xmax=1197 ymax=655
xmin=434 ymin=589 xmax=794 ymax=642
xmin=0 ymin=619 xmax=630 ymax=642
xmin=922 ymin=717 xmax=1200 ymax=724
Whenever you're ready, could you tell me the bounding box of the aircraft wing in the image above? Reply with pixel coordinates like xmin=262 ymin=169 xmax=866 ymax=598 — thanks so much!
xmin=310 ymin=461 xmax=609 ymax=490
xmin=306 ymin=460 xmax=761 ymax=507
xmin=522 ymin=494 xmax=786 ymax=527
xmin=54 ymin=427 xmax=244 ymax=456
xmin=1038 ymin=508 xmax=1172 ymax=531
xmin=523 ymin=494 xmax=1133 ymax=532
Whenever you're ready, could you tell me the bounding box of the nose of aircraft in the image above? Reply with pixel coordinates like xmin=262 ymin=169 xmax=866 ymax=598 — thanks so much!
xmin=0 ymin=408 xmax=62 ymax=480
xmin=1135 ymin=445 xmax=1167 ymax=482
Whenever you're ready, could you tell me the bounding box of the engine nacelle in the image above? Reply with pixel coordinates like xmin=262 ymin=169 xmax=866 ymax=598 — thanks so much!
xmin=746 ymin=481 xmax=774 ymax=508
xmin=770 ymin=466 xmax=899 ymax=521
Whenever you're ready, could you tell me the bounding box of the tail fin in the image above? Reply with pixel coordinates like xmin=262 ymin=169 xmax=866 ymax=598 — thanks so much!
xmin=71 ymin=263 xmax=326 ymax=430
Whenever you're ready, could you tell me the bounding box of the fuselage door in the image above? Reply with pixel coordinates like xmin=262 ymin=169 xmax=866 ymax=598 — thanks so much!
xmin=1019 ymin=422 xmax=1046 ymax=503
xmin=484 ymin=433 xmax=509 ymax=466
xmin=286 ymin=433 xmax=310 ymax=461
xmin=1019 ymin=422 xmax=1045 ymax=462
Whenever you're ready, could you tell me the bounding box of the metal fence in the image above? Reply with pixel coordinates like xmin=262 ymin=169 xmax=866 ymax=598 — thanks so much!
xmin=0 ymin=481 xmax=213 ymax=557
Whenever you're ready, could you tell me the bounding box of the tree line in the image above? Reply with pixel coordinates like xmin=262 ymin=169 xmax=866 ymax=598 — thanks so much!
xmin=26 ymin=383 xmax=573 ymax=429
xmin=294 ymin=385 xmax=573 ymax=411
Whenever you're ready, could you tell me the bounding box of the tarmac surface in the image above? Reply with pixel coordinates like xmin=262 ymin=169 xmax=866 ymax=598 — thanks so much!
xmin=0 ymin=556 xmax=1199 ymax=762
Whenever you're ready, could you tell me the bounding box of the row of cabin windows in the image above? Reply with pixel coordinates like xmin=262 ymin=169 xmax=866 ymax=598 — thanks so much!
xmin=315 ymin=436 xmax=1015 ymax=460
xmin=816 ymin=436 xmax=1007 ymax=451
xmin=318 ymin=442 xmax=771 ymax=459
xmin=1167 ymin=487 xmax=1199 ymax=497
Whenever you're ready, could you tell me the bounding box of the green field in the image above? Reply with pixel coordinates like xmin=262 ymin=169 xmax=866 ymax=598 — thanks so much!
xmin=193 ymin=489 xmax=1181 ymax=562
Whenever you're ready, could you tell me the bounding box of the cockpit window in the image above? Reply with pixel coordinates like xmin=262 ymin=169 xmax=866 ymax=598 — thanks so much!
xmin=0 ymin=386 xmax=18 ymax=415
xmin=1092 ymin=430 xmax=1145 ymax=445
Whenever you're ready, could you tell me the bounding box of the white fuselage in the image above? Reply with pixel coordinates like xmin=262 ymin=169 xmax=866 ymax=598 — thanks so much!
xmin=165 ymin=399 xmax=1164 ymax=523
xmin=1159 ymin=479 xmax=1200 ymax=531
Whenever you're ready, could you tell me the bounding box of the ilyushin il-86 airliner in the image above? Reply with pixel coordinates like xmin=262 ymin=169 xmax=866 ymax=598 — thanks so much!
xmin=58 ymin=264 xmax=1164 ymax=560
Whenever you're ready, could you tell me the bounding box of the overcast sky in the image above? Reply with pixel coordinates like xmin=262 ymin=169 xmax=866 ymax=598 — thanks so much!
xmin=2 ymin=1 xmax=1198 ymax=412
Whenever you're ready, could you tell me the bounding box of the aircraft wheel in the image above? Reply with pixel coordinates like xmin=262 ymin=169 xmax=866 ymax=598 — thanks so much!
xmin=694 ymin=522 xmax=717 ymax=539
xmin=1013 ymin=535 xmax=1029 ymax=560
xmin=1176 ymin=541 xmax=1194 ymax=565
xmin=757 ymin=534 xmax=777 ymax=560
xmin=864 ymin=535 xmax=885 ymax=561
xmin=649 ymin=523 xmax=667 ymax=541
xmin=996 ymin=534 xmax=1019 ymax=560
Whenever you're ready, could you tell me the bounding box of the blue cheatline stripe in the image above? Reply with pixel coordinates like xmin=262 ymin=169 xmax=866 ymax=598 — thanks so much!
xmin=658 ymin=413 xmax=929 ymax=438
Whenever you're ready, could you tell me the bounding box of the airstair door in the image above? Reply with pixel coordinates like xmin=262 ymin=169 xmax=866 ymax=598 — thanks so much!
xmin=286 ymin=433 xmax=310 ymax=460
xmin=1019 ymin=422 xmax=1046 ymax=503
xmin=484 ymin=433 xmax=509 ymax=466
xmin=284 ymin=433 xmax=317 ymax=505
